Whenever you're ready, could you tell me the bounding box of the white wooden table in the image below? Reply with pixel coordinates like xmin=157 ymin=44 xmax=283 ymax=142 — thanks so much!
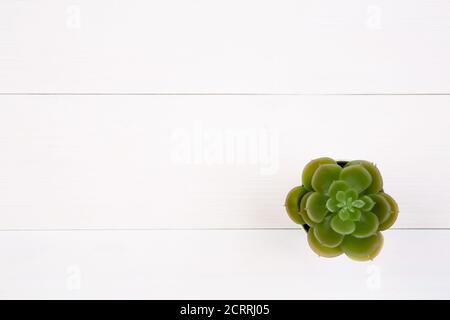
xmin=1 ymin=0 xmax=450 ymax=299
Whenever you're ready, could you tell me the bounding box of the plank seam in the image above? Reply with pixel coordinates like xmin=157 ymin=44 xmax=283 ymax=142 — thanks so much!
xmin=0 ymin=228 xmax=448 ymax=232
xmin=1 ymin=93 xmax=450 ymax=96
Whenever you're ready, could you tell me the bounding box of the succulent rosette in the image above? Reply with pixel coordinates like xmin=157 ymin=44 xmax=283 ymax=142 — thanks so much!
xmin=285 ymin=157 xmax=399 ymax=261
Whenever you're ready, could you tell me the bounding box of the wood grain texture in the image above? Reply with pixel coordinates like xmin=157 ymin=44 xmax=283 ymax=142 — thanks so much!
xmin=0 ymin=95 xmax=448 ymax=229
xmin=1 ymin=229 xmax=448 ymax=299
xmin=1 ymin=0 xmax=450 ymax=300
xmin=1 ymin=0 xmax=450 ymax=93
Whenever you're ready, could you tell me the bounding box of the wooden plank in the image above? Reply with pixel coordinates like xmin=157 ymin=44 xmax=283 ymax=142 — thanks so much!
xmin=1 ymin=0 xmax=450 ymax=93
xmin=0 ymin=229 xmax=448 ymax=299
xmin=0 ymin=95 xmax=448 ymax=229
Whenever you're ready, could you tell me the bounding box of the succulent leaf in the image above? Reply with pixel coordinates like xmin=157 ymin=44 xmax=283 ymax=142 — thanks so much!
xmin=345 ymin=160 xmax=383 ymax=194
xmin=330 ymin=214 xmax=356 ymax=235
xmin=344 ymin=189 xmax=358 ymax=202
xmin=340 ymin=165 xmax=373 ymax=194
xmin=338 ymin=208 xmax=351 ymax=220
xmin=307 ymin=228 xmax=343 ymax=258
xmin=299 ymin=192 xmax=316 ymax=227
xmin=326 ymin=198 xmax=340 ymax=213
xmin=284 ymin=186 xmax=308 ymax=224
xmin=306 ymin=192 xmax=329 ymax=223
xmin=378 ymin=193 xmax=399 ymax=231
xmin=314 ymin=216 xmax=344 ymax=248
xmin=311 ymin=164 xmax=342 ymax=195
xmin=360 ymin=195 xmax=376 ymax=212
xmin=369 ymin=193 xmax=392 ymax=224
xmin=328 ymin=180 xmax=351 ymax=201
xmin=352 ymin=212 xmax=379 ymax=238
xmin=302 ymin=157 xmax=336 ymax=191
xmin=336 ymin=191 xmax=346 ymax=202
xmin=341 ymin=232 xmax=384 ymax=261
xmin=349 ymin=209 xmax=362 ymax=221
xmin=352 ymin=199 xmax=365 ymax=209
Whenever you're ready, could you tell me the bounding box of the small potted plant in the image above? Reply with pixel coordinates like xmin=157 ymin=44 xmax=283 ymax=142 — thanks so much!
xmin=285 ymin=157 xmax=398 ymax=261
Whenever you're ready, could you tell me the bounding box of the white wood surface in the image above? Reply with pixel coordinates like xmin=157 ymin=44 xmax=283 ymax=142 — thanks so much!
xmin=1 ymin=0 xmax=450 ymax=94
xmin=0 ymin=95 xmax=449 ymax=229
xmin=1 ymin=1 xmax=450 ymax=299
xmin=1 ymin=229 xmax=449 ymax=299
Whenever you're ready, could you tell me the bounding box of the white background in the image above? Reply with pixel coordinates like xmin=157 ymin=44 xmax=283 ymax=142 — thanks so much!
xmin=1 ymin=0 xmax=450 ymax=299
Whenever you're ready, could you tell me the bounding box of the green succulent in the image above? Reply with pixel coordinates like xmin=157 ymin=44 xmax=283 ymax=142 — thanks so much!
xmin=285 ymin=157 xmax=399 ymax=261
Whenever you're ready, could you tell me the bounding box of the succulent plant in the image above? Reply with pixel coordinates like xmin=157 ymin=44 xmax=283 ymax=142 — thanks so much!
xmin=285 ymin=157 xmax=398 ymax=261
